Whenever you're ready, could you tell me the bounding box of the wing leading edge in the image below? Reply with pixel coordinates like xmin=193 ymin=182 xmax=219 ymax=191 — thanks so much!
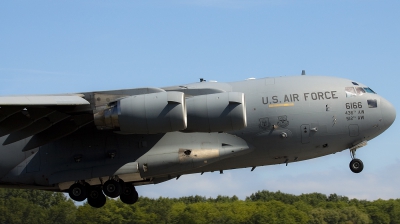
xmin=0 ymin=94 xmax=91 ymax=149
xmin=0 ymin=94 xmax=90 ymax=106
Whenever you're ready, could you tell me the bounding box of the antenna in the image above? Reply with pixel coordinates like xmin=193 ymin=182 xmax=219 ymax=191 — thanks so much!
xmin=301 ymin=70 xmax=306 ymax=75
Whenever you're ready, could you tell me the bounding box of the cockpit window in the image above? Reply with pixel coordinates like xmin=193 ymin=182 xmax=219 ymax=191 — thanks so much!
xmin=346 ymin=87 xmax=375 ymax=97
xmin=368 ymin=99 xmax=377 ymax=108
xmin=355 ymin=87 xmax=366 ymax=95
xmin=364 ymin=87 xmax=376 ymax=94
xmin=352 ymin=82 xmax=359 ymax=85
xmin=345 ymin=87 xmax=357 ymax=97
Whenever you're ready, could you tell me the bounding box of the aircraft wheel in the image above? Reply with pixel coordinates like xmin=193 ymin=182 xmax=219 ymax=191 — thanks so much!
xmin=103 ymin=179 xmax=121 ymax=198
xmin=349 ymin=158 xmax=364 ymax=173
xmin=68 ymin=183 xmax=87 ymax=202
xmin=87 ymin=186 xmax=106 ymax=208
xmin=120 ymin=182 xmax=139 ymax=204
xmin=119 ymin=179 xmax=126 ymax=189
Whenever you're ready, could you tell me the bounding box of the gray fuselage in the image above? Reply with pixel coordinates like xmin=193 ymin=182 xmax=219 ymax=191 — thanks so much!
xmin=0 ymin=76 xmax=395 ymax=191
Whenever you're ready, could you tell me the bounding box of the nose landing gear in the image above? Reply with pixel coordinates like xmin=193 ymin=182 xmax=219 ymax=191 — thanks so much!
xmin=349 ymin=158 xmax=364 ymax=173
xmin=349 ymin=141 xmax=367 ymax=173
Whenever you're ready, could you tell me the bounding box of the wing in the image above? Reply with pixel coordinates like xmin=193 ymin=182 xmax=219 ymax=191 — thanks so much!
xmin=0 ymin=87 xmax=166 ymax=151
xmin=0 ymin=83 xmax=232 ymax=151
xmin=0 ymin=94 xmax=93 ymax=150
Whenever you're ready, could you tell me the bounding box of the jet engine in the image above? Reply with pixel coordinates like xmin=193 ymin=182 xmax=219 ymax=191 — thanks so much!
xmin=94 ymin=91 xmax=247 ymax=134
xmin=185 ymin=92 xmax=247 ymax=132
xmin=94 ymin=92 xmax=187 ymax=134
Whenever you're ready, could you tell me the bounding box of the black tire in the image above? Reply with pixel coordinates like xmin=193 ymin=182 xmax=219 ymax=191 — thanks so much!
xmin=87 ymin=186 xmax=106 ymax=208
xmin=119 ymin=179 xmax=126 ymax=189
xmin=120 ymin=183 xmax=139 ymax=204
xmin=103 ymin=179 xmax=121 ymax=198
xmin=68 ymin=183 xmax=87 ymax=202
xmin=349 ymin=158 xmax=364 ymax=173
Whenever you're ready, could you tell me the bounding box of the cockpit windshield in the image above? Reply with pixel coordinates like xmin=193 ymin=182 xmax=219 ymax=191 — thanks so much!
xmin=346 ymin=86 xmax=376 ymax=97
xmin=356 ymin=87 xmax=366 ymax=95
xmin=345 ymin=87 xmax=357 ymax=97
xmin=364 ymin=87 xmax=376 ymax=94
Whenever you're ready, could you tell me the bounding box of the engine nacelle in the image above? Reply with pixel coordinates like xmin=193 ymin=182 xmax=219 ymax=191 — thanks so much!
xmin=185 ymin=92 xmax=247 ymax=132
xmin=94 ymin=92 xmax=187 ymax=134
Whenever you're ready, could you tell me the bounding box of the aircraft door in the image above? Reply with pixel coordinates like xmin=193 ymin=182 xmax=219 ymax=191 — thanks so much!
xmin=301 ymin=124 xmax=310 ymax=144
xmin=348 ymin=124 xmax=359 ymax=137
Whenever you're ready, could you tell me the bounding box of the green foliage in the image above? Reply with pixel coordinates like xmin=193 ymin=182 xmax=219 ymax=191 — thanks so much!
xmin=0 ymin=188 xmax=76 ymax=224
xmin=2 ymin=188 xmax=400 ymax=223
xmin=246 ymin=190 xmax=300 ymax=204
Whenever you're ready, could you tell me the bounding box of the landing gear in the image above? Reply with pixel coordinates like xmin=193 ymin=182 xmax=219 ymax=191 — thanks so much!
xmin=120 ymin=182 xmax=139 ymax=204
xmin=349 ymin=142 xmax=366 ymax=173
xmin=87 ymin=186 xmax=106 ymax=208
xmin=103 ymin=178 xmax=122 ymax=198
xmin=68 ymin=182 xmax=87 ymax=201
xmin=349 ymin=158 xmax=364 ymax=173
xmin=68 ymin=178 xmax=139 ymax=208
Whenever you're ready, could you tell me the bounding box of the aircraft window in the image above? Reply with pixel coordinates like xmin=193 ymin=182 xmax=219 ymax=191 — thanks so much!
xmin=364 ymin=87 xmax=376 ymax=94
xmin=352 ymin=82 xmax=359 ymax=85
xmin=355 ymin=87 xmax=365 ymax=95
xmin=345 ymin=87 xmax=356 ymax=98
xmin=367 ymin=99 xmax=377 ymax=108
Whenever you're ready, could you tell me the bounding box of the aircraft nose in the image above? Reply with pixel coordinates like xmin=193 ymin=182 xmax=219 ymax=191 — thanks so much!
xmin=381 ymin=97 xmax=396 ymax=129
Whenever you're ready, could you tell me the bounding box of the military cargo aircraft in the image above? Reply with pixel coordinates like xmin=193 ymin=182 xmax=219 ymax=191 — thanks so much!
xmin=0 ymin=74 xmax=396 ymax=208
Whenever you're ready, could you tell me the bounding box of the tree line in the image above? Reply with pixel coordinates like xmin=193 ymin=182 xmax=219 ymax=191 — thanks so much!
xmin=0 ymin=188 xmax=399 ymax=223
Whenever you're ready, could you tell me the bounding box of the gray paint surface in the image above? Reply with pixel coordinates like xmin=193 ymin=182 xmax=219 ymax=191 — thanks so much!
xmin=0 ymin=76 xmax=395 ymax=193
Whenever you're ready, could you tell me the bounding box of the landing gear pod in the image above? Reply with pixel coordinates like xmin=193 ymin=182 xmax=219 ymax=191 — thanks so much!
xmin=185 ymin=92 xmax=247 ymax=132
xmin=94 ymin=92 xmax=187 ymax=134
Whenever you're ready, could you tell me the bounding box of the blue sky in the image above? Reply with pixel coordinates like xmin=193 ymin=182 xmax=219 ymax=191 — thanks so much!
xmin=1 ymin=1 xmax=399 ymax=200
